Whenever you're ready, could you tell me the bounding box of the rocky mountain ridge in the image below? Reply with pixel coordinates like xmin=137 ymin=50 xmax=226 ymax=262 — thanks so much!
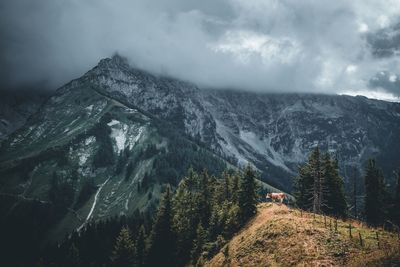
xmin=76 ymin=55 xmax=400 ymax=190
xmin=0 ymin=55 xmax=399 ymax=245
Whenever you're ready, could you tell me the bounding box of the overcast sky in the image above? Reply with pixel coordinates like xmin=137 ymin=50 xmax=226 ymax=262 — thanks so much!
xmin=1 ymin=0 xmax=400 ymax=100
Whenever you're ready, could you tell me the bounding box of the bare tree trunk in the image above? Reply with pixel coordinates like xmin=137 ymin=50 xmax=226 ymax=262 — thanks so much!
xmin=313 ymin=162 xmax=323 ymax=213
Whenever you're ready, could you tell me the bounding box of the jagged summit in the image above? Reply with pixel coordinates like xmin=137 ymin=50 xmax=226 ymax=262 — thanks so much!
xmin=96 ymin=54 xmax=132 ymax=71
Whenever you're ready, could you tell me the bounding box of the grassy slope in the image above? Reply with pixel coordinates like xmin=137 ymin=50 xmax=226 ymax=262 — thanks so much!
xmin=206 ymin=203 xmax=400 ymax=267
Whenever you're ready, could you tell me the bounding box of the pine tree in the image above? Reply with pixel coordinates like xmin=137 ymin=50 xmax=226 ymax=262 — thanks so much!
xmin=224 ymin=203 xmax=240 ymax=236
xmin=393 ymin=171 xmax=400 ymax=227
xmin=309 ymin=146 xmax=323 ymax=213
xmin=322 ymin=154 xmax=347 ymax=218
xmin=172 ymin=169 xmax=211 ymax=265
xmin=364 ymin=159 xmax=385 ymax=226
xmin=147 ymin=187 xmax=176 ymax=267
xmin=238 ymin=164 xmax=258 ymax=225
xmin=230 ymin=173 xmax=239 ymax=204
xmin=111 ymin=226 xmax=135 ymax=267
xmin=294 ymin=148 xmax=347 ymax=217
xmin=293 ymin=147 xmax=323 ymax=212
xmin=199 ymin=171 xmax=212 ymax=228
xmin=136 ymin=226 xmax=146 ymax=267
xmin=293 ymin=164 xmax=313 ymax=210
xmin=222 ymin=171 xmax=230 ymax=200
xmin=190 ymin=224 xmax=206 ymax=264
xmin=352 ymin=166 xmax=358 ymax=218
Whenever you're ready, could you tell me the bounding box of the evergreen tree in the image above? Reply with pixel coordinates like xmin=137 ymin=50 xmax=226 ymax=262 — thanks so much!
xmin=352 ymin=166 xmax=358 ymax=218
xmin=293 ymin=164 xmax=313 ymax=210
xmin=322 ymin=154 xmax=347 ymax=218
xmin=222 ymin=171 xmax=230 ymax=200
xmin=224 ymin=203 xmax=240 ymax=236
xmin=230 ymin=173 xmax=239 ymax=204
xmin=136 ymin=226 xmax=146 ymax=267
xmin=309 ymin=146 xmax=323 ymax=213
xmin=147 ymin=187 xmax=176 ymax=267
xmin=392 ymin=171 xmax=400 ymax=227
xmin=238 ymin=164 xmax=258 ymax=225
xmin=172 ymin=170 xmax=203 ymax=265
xmin=190 ymin=224 xmax=206 ymax=264
xmin=364 ymin=159 xmax=385 ymax=226
xmin=198 ymin=171 xmax=212 ymax=228
xmin=111 ymin=226 xmax=136 ymax=267
xmin=294 ymin=148 xmax=347 ymax=217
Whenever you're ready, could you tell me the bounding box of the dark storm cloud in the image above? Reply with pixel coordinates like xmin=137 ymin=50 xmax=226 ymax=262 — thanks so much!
xmin=1 ymin=0 xmax=400 ymax=100
xmin=367 ymin=22 xmax=400 ymax=58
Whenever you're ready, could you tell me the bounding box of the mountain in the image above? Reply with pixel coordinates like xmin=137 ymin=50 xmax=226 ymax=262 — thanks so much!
xmin=75 ymin=55 xmax=400 ymax=190
xmin=0 ymin=55 xmax=399 ymax=247
xmin=206 ymin=203 xmax=400 ymax=266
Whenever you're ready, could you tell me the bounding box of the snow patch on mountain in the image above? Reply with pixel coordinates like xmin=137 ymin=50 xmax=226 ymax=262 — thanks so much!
xmin=85 ymin=105 xmax=94 ymax=113
xmin=107 ymin=119 xmax=120 ymax=127
xmin=108 ymin=119 xmax=147 ymax=153
xmin=110 ymin=122 xmax=128 ymax=152
xmin=129 ymin=126 xmax=145 ymax=149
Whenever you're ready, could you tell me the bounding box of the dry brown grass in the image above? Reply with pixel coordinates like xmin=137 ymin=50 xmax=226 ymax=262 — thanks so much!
xmin=205 ymin=203 xmax=400 ymax=267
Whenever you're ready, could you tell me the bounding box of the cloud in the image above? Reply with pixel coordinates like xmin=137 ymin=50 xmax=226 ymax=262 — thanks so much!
xmin=367 ymin=22 xmax=400 ymax=58
xmin=0 ymin=0 xmax=400 ymax=100
xmin=369 ymin=71 xmax=400 ymax=96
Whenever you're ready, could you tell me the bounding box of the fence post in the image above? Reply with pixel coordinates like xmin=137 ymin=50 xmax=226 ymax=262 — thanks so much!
xmin=324 ymin=215 xmax=326 ymax=228
xmin=359 ymin=232 xmax=363 ymax=247
xmin=376 ymin=232 xmax=380 ymax=249
xmin=349 ymin=223 xmax=352 ymax=238
xmin=334 ymin=218 xmax=338 ymax=232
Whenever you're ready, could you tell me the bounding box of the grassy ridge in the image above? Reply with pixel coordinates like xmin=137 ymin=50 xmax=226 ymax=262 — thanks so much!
xmin=206 ymin=203 xmax=400 ymax=266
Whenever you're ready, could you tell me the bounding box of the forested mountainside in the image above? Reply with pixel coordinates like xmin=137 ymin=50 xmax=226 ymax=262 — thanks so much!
xmin=0 ymin=55 xmax=400 ymax=266
xmin=0 ymin=82 xmax=230 ymax=264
